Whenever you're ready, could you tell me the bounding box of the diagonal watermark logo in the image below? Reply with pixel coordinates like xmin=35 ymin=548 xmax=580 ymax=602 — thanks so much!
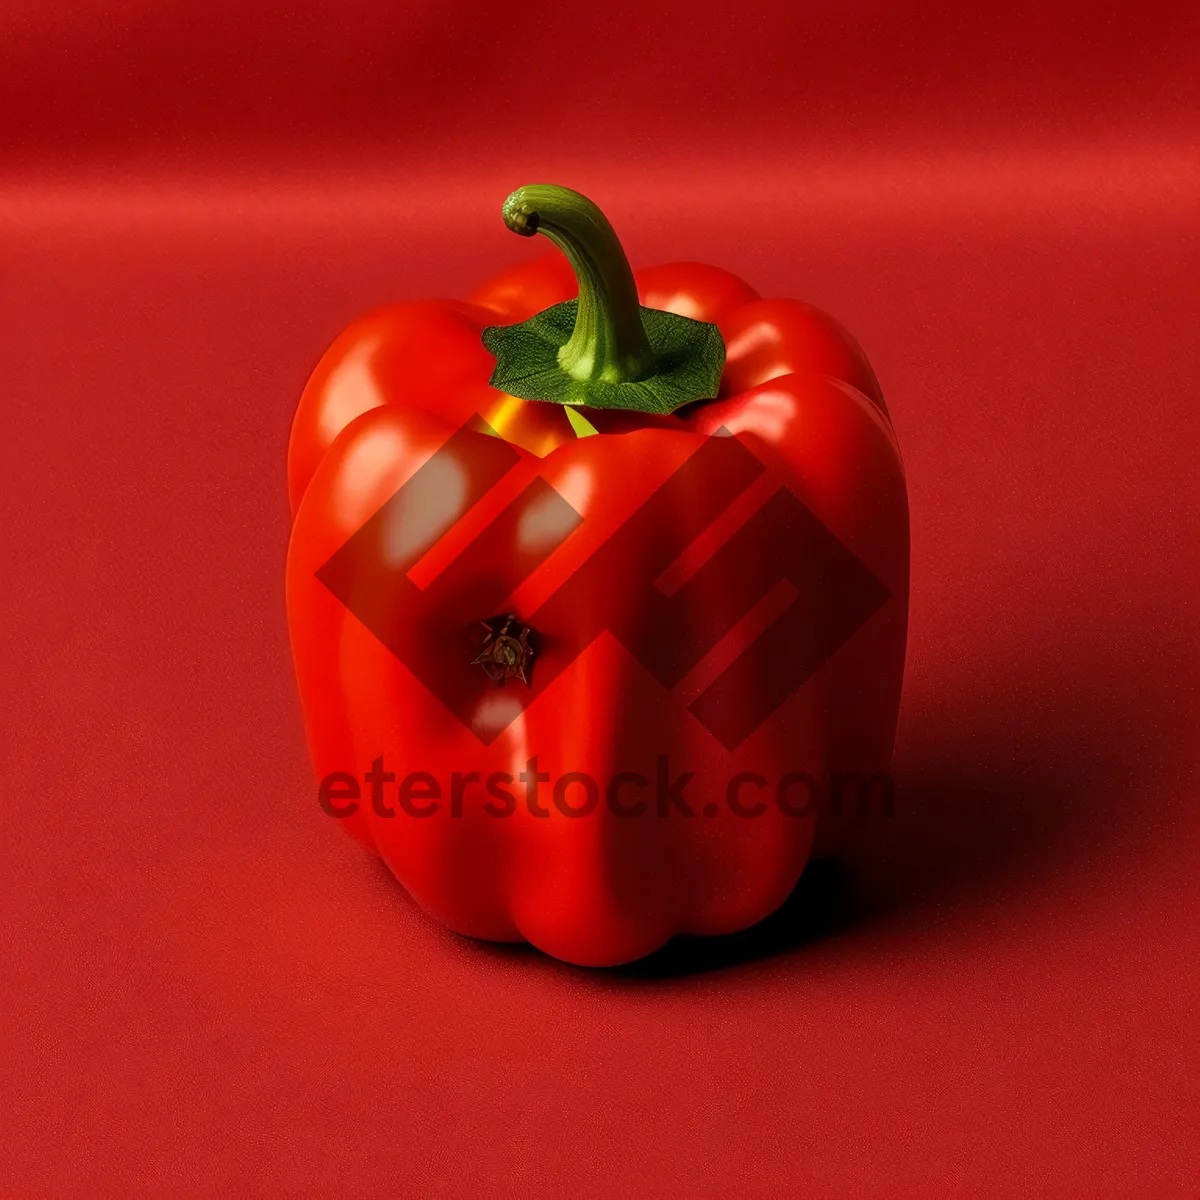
xmin=317 ymin=417 xmax=889 ymax=749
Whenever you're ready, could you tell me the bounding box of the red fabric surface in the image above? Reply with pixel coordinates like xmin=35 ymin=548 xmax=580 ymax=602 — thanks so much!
xmin=3 ymin=2 xmax=1198 ymax=1194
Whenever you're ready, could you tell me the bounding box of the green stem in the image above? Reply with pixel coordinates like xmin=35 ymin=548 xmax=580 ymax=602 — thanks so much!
xmin=502 ymin=185 xmax=656 ymax=384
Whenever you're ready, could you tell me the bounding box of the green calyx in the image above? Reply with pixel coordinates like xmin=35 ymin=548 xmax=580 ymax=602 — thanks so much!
xmin=481 ymin=185 xmax=725 ymax=415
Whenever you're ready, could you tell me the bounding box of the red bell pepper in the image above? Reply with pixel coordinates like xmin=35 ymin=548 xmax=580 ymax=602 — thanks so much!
xmin=287 ymin=185 xmax=908 ymax=967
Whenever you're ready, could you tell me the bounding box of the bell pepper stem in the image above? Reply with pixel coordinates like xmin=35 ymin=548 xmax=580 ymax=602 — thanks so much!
xmin=502 ymin=185 xmax=656 ymax=384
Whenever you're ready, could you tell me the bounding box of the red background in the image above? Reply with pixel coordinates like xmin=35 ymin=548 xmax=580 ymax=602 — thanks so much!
xmin=3 ymin=2 xmax=1198 ymax=1194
